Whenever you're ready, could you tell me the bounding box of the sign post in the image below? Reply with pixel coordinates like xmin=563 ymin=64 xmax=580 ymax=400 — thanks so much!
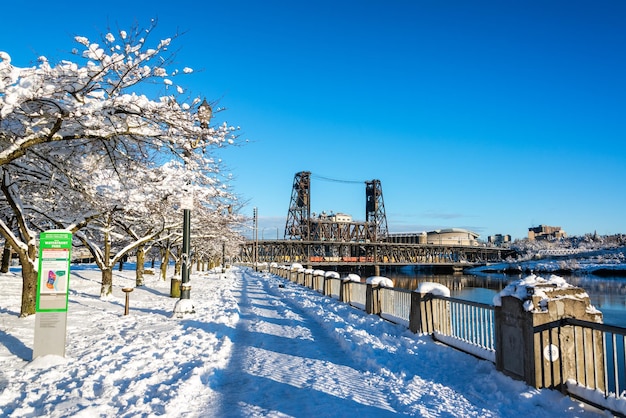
xmin=33 ymin=230 xmax=72 ymax=359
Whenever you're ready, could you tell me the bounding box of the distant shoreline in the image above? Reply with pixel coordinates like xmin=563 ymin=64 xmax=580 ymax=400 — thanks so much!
xmin=470 ymin=262 xmax=626 ymax=277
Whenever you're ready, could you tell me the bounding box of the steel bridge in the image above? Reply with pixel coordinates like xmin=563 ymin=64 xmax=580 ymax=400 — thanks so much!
xmin=239 ymin=171 xmax=516 ymax=272
xmin=238 ymin=240 xmax=516 ymax=270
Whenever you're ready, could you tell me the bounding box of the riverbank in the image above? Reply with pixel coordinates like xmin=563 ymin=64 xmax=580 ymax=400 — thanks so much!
xmin=469 ymin=246 xmax=626 ymax=277
xmin=470 ymin=262 xmax=626 ymax=277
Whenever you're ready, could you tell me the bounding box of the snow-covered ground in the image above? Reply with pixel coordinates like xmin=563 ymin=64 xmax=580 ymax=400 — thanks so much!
xmin=486 ymin=245 xmax=626 ymax=276
xmin=470 ymin=252 xmax=626 ymax=276
xmin=0 ymin=265 xmax=607 ymax=417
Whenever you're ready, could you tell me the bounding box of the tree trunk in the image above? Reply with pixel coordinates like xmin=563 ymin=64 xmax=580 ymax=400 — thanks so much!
xmin=136 ymin=245 xmax=145 ymax=287
xmin=19 ymin=255 xmax=38 ymax=317
xmin=1 ymin=241 xmax=11 ymax=273
xmin=100 ymin=268 xmax=113 ymax=297
xmin=160 ymin=247 xmax=170 ymax=281
xmin=175 ymin=257 xmax=181 ymax=276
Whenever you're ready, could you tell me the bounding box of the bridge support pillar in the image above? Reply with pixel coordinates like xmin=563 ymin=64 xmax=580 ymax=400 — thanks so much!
xmin=495 ymin=283 xmax=604 ymax=391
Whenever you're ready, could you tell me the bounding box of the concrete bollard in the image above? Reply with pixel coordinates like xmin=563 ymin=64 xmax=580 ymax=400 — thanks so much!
xmin=494 ymin=275 xmax=604 ymax=390
xmin=408 ymin=282 xmax=451 ymax=334
xmin=122 ymin=287 xmax=134 ymax=315
xmin=365 ymin=283 xmax=380 ymax=315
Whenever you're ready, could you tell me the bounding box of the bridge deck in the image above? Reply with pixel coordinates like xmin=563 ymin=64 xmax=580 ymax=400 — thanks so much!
xmin=238 ymin=240 xmax=514 ymax=268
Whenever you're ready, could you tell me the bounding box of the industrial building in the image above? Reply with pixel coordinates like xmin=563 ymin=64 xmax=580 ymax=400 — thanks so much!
xmin=386 ymin=228 xmax=480 ymax=246
xmin=528 ymin=225 xmax=567 ymax=241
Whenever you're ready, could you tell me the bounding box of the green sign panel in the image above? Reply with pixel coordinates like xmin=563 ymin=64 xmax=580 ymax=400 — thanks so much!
xmin=36 ymin=230 xmax=72 ymax=312
xmin=34 ymin=230 xmax=73 ymax=359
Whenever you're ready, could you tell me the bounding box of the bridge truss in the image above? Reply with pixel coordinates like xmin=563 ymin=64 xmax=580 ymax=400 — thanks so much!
xmin=238 ymin=240 xmax=515 ymax=267
xmin=254 ymin=170 xmax=514 ymax=270
xmin=283 ymin=171 xmax=389 ymax=242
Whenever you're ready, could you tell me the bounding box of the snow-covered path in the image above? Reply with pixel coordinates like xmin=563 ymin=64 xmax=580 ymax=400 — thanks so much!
xmin=211 ymin=269 xmax=397 ymax=417
xmin=0 ymin=266 xmax=603 ymax=417
xmin=208 ymin=268 xmax=598 ymax=417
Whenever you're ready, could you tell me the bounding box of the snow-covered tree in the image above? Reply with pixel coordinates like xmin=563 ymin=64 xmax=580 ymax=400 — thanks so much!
xmin=0 ymin=21 xmax=241 ymax=315
xmin=0 ymin=21 xmax=236 ymax=167
xmin=69 ymin=161 xmax=178 ymax=297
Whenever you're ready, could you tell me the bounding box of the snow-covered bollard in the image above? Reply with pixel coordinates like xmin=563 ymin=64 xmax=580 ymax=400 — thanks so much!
xmin=323 ymin=271 xmax=340 ymax=296
xmin=302 ymin=268 xmax=314 ymax=286
xmin=364 ymin=276 xmax=394 ymax=315
xmin=408 ymin=282 xmax=451 ymax=334
xmin=339 ymin=273 xmax=360 ymax=302
xmin=173 ymin=298 xmax=195 ymax=318
xmin=286 ymin=263 xmax=301 ymax=281
xmin=416 ymin=282 xmax=450 ymax=297
xmin=494 ymin=274 xmax=603 ymax=390
xmin=312 ymin=269 xmax=325 ymax=291
xmin=365 ymin=276 xmax=394 ymax=288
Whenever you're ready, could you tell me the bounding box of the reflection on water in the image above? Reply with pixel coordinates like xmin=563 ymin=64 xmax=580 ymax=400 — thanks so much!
xmin=386 ymin=269 xmax=626 ymax=328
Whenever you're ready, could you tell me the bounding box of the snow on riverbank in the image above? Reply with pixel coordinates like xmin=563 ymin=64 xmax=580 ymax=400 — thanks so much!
xmin=0 ymin=265 xmax=604 ymax=417
xmin=470 ymin=256 xmax=626 ymax=276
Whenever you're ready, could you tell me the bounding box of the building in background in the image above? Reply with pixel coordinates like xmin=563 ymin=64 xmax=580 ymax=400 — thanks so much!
xmin=488 ymin=234 xmax=511 ymax=246
xmin=387 ymin=228 xmax=480 ymax=246
xmin=528 ymin=225 xmax=567 ymax=241
xmin=426 ymin=228 xmax=480 ymax=246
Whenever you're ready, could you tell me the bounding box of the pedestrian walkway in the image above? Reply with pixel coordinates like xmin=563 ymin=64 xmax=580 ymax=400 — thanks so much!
xmin=211 ymin=269 xmax=398 ymax=417
xmin=208 ymin=268 xmax=600 ymax=417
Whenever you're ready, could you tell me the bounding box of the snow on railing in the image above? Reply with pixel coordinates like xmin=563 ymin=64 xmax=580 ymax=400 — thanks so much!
xmin=267 ymin=264 xmax=626 ymax=417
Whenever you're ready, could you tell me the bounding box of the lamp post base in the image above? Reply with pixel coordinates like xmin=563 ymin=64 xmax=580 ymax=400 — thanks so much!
xmin=173 ymin=298 xmax=195 ymax=318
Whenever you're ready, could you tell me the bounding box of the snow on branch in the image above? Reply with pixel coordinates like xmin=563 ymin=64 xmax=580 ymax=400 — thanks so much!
xmin=0 ymin=21 xmax=239 ymax=167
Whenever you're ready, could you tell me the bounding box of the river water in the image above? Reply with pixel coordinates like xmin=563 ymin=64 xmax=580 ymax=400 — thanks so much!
xmin=386 ymin=268 xmax=626 ymax=328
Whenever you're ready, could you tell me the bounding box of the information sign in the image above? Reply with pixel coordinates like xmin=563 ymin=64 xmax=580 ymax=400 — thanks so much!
xmin=33 ymin=230 xmax=72 ymax=359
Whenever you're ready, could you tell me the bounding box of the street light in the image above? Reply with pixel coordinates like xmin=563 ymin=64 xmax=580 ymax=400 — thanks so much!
xmin=253 ymin=207 xmax=258 ymax=271
xmin=174 ymin=98 xmax=212 ymax=317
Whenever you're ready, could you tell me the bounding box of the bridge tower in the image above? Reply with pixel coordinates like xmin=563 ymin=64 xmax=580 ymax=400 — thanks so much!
xmin=284 ymin=171 xmax=311 ymax=240
xmin=365 ymin=179 xmax=388 ymax=241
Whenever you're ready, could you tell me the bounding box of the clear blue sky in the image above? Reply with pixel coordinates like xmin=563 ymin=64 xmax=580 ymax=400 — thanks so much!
xmin=3 ymin=1 xmax=625 ymax=240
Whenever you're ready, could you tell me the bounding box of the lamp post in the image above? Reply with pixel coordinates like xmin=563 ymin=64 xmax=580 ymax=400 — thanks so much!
xmin=180 ymin=206 xmax=192 ymax=299
xmin=253 ymin=207 xmax=258 ymax=271
xmin=175 ymin=98 xmax=212 ymax=316
xmin=221 ymin=241 xmax=226 ymax=273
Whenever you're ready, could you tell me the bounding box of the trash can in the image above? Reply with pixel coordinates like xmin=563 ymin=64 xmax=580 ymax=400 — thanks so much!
xmin=170 ymin=278 xmax=181 ymax=298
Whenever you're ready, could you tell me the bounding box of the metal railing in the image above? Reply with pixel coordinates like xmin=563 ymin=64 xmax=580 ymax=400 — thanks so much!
xmin=379 ymin=287 xmax=411 ymax=328
xmin=429 ymin=296 xmax=496 ymax=362
xmin=536 ymin=318 xmax=626 ymax=415
xmin=267 ymin=264 xmax=626 ymax=416
xmin=349 ymin=282 xmax=367 ymax=310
